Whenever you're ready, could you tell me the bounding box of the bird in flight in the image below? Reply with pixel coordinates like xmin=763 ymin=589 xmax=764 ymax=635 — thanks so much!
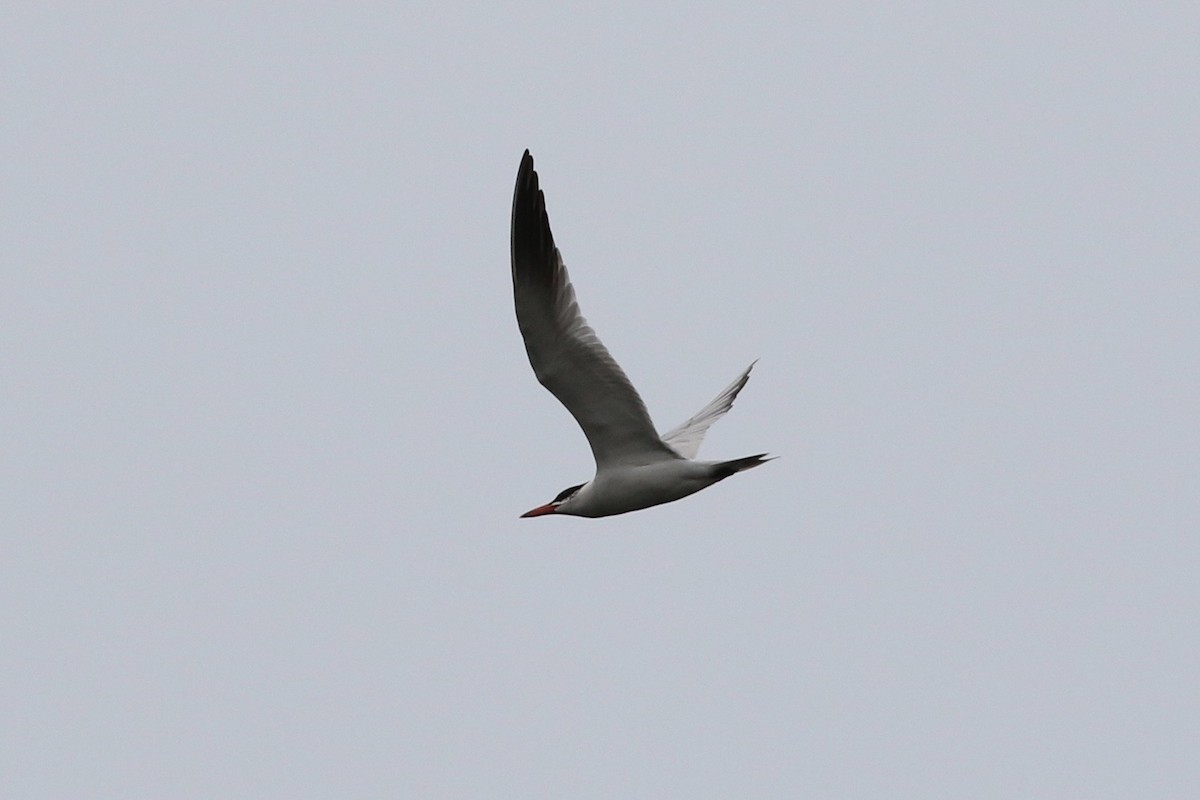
xmin=511 ymin=150 xmax=773 ymax=518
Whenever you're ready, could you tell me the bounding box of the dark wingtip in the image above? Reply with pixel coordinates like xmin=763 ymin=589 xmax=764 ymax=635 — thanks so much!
xmin=511 ymin=149 xmax=554 ymax=276
xmin=513 ymin=150 xmax=538 ymax=202
xmin=518 ymin=149 xmax=534 ymax=181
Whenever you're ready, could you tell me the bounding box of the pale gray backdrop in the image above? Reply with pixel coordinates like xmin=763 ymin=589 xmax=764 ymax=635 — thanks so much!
xmin=4 ymin=3 xmax=1197 ymax=798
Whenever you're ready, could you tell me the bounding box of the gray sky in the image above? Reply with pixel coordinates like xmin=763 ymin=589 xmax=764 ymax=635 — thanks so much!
xmin=4 ymin=3 xmax=1198 ymax=797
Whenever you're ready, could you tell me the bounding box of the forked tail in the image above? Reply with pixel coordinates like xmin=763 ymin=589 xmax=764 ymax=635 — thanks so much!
xmin=712 ymin=453 xmax=776 ymax=480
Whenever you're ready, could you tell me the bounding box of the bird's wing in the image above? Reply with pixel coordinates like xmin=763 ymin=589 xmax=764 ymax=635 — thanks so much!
xmin=511 ymin=151 xmax=681 ymax=470
xmin=660 ymin=361 xmax=756 ymax=459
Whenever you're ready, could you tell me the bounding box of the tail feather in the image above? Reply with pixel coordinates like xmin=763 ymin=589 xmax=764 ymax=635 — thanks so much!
xmin=712 ymin=453 xmax=776 ymax=480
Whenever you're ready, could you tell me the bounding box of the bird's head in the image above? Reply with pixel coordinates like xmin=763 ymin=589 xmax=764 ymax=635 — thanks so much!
xmin=521 ymin=482 xmax=585 ymax=518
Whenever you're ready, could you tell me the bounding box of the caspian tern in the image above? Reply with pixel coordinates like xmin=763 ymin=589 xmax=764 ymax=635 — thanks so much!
xmin=511 ymin=150 xmax=773 ymax=518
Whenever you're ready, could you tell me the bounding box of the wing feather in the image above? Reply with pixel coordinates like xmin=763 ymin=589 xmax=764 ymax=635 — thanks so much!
xmin=660 ymin=361 xmax=756 ymax=459
xmin=510 ymin=151 xmax=680 ymax=469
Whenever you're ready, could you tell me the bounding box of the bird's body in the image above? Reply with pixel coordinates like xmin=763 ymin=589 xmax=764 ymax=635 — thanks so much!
xmin=531 ymin=460 xmax=724 ymax=519
xmin=511 ymin=150 xmax=772 ymax=518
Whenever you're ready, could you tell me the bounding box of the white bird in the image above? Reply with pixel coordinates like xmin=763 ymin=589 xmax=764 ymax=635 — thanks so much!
xmin=511 ymin=150 xmax=773 ymax=518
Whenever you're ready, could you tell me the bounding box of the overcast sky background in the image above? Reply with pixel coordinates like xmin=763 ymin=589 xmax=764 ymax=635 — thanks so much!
xmin=4 ymin=3 xmax=1198 ymax=798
